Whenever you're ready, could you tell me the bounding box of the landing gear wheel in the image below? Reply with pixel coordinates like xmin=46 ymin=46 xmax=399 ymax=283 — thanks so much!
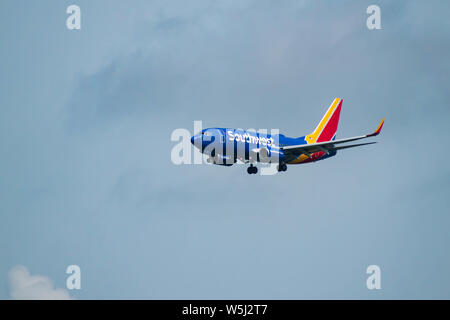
xmin=247 ymin=165 xmax=258 ymax=174
xmin=277 ymin=163 xmax=287 ymax=172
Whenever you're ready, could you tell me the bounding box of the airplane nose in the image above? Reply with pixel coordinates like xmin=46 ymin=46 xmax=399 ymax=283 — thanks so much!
xmin=191 ymin=134 xmax=203 ymax=149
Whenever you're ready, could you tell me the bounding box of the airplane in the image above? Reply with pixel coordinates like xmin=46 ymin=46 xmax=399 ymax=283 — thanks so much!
xmin=190 ymin=98 xmax=384 ymax=174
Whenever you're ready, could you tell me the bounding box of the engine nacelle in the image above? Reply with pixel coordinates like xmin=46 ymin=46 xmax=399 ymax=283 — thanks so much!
xmin=259 ymin=147 xmax=271 ymax=160
xmin=207 ymin=154 xmax=234 ymax=166
xmin=258 ymin=147 xmax=285 ymax=163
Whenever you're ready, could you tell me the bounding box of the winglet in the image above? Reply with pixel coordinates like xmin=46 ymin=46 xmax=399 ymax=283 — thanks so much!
xmin=367 ymin=118 xmax=385 ymax=137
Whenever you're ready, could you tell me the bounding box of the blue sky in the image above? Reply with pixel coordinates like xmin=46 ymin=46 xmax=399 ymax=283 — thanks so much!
xmin=1 ymin=0 xmax=449 ymax=299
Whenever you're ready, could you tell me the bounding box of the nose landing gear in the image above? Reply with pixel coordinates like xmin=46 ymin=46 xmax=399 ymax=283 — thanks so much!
xmin=247 ymin=165 xmax=258 ymax=174
xmin=277 ymin=163 xmax=287 ymax=172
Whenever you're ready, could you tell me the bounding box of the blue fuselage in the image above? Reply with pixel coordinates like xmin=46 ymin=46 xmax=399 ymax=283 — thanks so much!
xmin=190 ymin=128 xmax=337 ymax=165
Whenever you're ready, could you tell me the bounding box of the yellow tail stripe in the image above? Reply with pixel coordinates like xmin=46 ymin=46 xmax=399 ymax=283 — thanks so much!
xmin=305 ymin=98 xmax=340 ymax=144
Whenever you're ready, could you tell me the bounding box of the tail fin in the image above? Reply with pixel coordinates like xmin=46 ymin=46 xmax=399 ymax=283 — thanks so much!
xmin=305 ymin=98 xmax=342 ymax=144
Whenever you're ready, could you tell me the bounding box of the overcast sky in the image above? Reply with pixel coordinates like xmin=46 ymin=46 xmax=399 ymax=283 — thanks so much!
xmin=1 ymin=0 xmax=449 ymax=299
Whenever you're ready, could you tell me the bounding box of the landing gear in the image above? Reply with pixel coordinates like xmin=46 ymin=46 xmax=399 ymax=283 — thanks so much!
xmin=247 ymin=165 xmax=258 ymax=174
xmin=277 ymin=163 xmax=287 ymax=172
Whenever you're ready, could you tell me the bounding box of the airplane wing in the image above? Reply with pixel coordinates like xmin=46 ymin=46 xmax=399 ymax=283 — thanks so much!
xmin=281 ymin=118 xmax=384 ymax=159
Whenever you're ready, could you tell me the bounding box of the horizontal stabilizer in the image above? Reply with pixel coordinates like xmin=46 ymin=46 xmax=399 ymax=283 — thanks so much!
xmin=332 ymin=142 xmax=376 ymax=151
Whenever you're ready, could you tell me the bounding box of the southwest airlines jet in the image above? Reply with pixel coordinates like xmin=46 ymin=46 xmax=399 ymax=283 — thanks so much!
xmin=191 ymin=98 xmax=384 ymax=174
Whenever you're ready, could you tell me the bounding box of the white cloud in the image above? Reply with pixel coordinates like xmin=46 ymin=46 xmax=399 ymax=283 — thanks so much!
xmin=8 ymin=265 xmax=72 ymax=300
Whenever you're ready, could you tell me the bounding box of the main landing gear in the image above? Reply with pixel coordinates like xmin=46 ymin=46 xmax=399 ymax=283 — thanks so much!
xmin=247 ymin=164 xmax=258 ymax=174
xmin=248 ymin=163 xmax=287 ymax=174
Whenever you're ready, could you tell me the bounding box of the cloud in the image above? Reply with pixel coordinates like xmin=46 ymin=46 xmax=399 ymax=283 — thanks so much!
xmin=8 ymin=265 xmax=72 ymax=300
